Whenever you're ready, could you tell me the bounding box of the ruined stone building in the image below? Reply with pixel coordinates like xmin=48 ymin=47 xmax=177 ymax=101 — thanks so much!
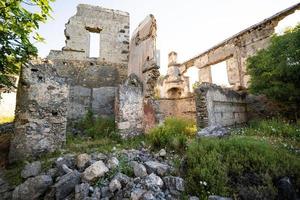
xmin=5 ymin=3 xmax=300 ymax=161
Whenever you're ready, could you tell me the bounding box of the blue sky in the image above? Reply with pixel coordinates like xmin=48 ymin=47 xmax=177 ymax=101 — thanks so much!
xmin=35 ymin=0 xmax=300 ymax=77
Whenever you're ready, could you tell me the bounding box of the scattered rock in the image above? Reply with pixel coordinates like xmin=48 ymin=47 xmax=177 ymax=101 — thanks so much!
xmin=76 ymin=153 xmax=91 ymax=169
xmin=145 ymin=161 xmax=169 ymax=176
xmin=197 ymin=125 xmax=229 ymax=137
xmin=107 ymin=157 xmax=119 ymax=169
xmin=131 ymin=188 xmax=146 ymax=200
xmin=21 ymin=161 xmax=41 ymax=178
xmin=133 ymin=162 xmax=148 ymax=177
xmin=91 ymin=187 xmax=101 ymax=199
xmin=109 ymin=179 xmax=122 ymax=193
xmin=75 ymin=183 xmax=89 ymax=200
xmin=189 ymin=196 xmax=200 ymax=200
xmin=113 ymin=173 xmax=131 ymax=186
xmin=55 ymin=155 xmax=75 ymax=175
xmin=91 ymin=152 xmax=107 ymax=161
xmin=62 ymin=164 xmax=73 ymax=174
xmin=208 ymin=195 xmax=232 ymax=200
xmin=51 ymin=170 xmax=81 ymax=200
xmin=163 ymin=176 xmax=185 ymax=192
xmin=158 ymin=149 xmax=166 ymax=157
xmin=82 ymin=161 xmax=109 ymax=182
xmin=142 ymin=191 xmax=155 ymax=200
xmin=145 ymin=173 xmax=164 ymax=188
xmin=0 ymin=177 xmax=13 ymax=200
xmin=12 ymin=175 xmax=53 ymax=200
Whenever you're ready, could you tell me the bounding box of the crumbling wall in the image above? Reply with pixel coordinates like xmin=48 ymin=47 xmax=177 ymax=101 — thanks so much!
xmin=115 ymin=74 xmax=144 ymax=138
xmin=47 ymin=5 xmax=130 ymax=122
xmin=181 ymin=3 xmax=300 ymax=88
xmin=195 ymin=83 xmax=247 ymax=128
xmin=9 ymin=60 xmax=69 ymax=162
xmin=128 ymin=15 xmax=160 ymax=97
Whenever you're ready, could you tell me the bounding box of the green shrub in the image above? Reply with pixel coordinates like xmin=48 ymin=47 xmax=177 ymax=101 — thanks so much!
xmin=186 ymin=136 xmax=300 ymax=199
xmin=75 ymin=110 xmax=119 ymax=140
xmin=234 ymin=118 xmax=300 ymax=142
xmin=147 ymin=117 xmax=196 ymax=152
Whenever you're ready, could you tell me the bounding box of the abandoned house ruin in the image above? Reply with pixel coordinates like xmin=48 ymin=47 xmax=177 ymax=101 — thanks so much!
xmin=5 ymin=3 xmax=300 ymax=161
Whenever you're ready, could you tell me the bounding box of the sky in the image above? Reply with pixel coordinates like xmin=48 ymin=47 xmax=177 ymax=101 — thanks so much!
xmin=34 ymin=0 xmax=300 ymax=83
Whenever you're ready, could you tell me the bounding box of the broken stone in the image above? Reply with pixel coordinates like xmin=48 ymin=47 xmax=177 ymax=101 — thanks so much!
xmin=158 ymin=149 xmax=166 ymax=157
xmin=82 ymin=161 xmax=109 ymax=182
xmin=145 ymin=173 xmax=164 ymax=188
xmin=163 ymin=176 xmax=185 ymax=192
xmin=52 ymin=170 xmax=81 ymax=200
xmin=197 ymin=125 xmax=229 ymax=138
xmin=75 ymin=183 xmax=89 ymax=200
xmin=145 ymin=161 xmax=169 ymax=176
xmin=76 ymin=153 xmax=91 ymax=169
xmin=12 ymin=175 xmax=53 ymax=200
xmin=107 ymin=157 xmax=119 ymax=169
xmin=208 ymin=195 xmax=232 ymax=200
xmin=109 ymin=179 xmax=122 ymax=193
xmin=131 ymin=188 xmax=146 ymax=200
xmin=133 ymin=162 xmax=148 ymax=178
xmin=21 ymin=161 xmax=41 ymax=179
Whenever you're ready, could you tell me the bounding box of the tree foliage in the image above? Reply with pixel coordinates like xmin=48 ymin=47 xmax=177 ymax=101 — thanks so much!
xmin=0 ymin=0 xmax=54 ymax=90
xmin=247 ymin=24 xmax=300 ymax=118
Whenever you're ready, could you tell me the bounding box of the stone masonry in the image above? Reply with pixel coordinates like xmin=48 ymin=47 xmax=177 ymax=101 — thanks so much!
xmin=115 ymin=74 xmax=144 ymax=138
xmin=9 ymin=60 xmax=69 ymax=162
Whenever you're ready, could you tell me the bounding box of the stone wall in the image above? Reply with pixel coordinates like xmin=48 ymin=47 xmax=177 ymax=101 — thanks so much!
xmin=180 ymin=3 xmax=300 ymax=88
xmin=9 ymin=60 xmax=69 ymax=162
xmin=195 ymin=83 xmax=247 ymax=128
xmin=128 ymin=15 xmax=160 ymax=97
xmin=142 ymin=97 xmax=196 ymax=133
xmin=115 ymin=74 xmax=144 ymax=138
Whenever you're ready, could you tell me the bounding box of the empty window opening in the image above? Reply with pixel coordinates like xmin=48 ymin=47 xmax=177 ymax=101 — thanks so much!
xmin=89 ymin=32 xmax=100 ymax=58
xmin=275 ymin=11 xmax=300 ymax=35
xmin=167 ymin=88 xmax=182 ymax=99
xmin=185 ymin=66 xmax=200 ymax=92
xmin=211 ymin=61 xmax=230 ymax=87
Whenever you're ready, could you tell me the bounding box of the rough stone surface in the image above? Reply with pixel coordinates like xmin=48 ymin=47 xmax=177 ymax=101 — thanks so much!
xmin=128 ymin=15 xmax=160 ymax=97
xmin=145 ymin=161 xmax=170 ymax=176
xmin=12 ymin=175 xmax=53 ymax=200
xmin=109 ymin=179 xmax=122 ymax=193
xmin=195 ymin=83 xmax=247 ymax=129
xmin=197 ymin=125 xmax=229 ymax=137
xmin=107 ymin=157 xmax=119 ymax=169
xmin=115 ymin=74 xmax=144 ymax=138
xmin=9 ymin=60 xmax=69 ymax=162
xmin=21 ymin=161 xmax=41 ymax=178
xmin=163 ymin=176 xmax=185 ymax=192
xmin=76 ymin=153 xmax=91 ymax=169
xmin=145 ymin=173 xmax=164 ymax=188
xmin=131 ymin=188 xmax=146 ymax=200
xmin=51 ymin=170 xmax=81 ymax=200
xmin=208 ymin=195 xmax=232 ymax=200
xmin=133 ymin=162 xmax=148 ymax=178
xmin=75 ymin=183 xmax=89 ymax=200
xmin=82 ymin=161 xmax=109 ymax=182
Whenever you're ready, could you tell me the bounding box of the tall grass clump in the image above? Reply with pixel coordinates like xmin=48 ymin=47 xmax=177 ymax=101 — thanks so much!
xmin=147 ymin=117 xmax=196 ymax=152
xmin=75 ymin=110 xmax=119 ymax=140
xmin=185 ymin=136 xmax=300 ymax=199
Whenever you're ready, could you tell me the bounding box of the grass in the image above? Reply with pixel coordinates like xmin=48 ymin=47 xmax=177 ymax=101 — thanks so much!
xmin=0 ymin=116 xmax=14 ymax=124
xmin=146 ymin=117 xmax=196 ymax=153
xmin=185 ymin=136 xmax=300 ymax=199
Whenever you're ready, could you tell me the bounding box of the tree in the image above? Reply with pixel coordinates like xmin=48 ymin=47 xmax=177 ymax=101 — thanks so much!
xmin=247 ymin=24 xmax=300 ymax=119
xmin=0 ymin=0 xmax=54 ymax=91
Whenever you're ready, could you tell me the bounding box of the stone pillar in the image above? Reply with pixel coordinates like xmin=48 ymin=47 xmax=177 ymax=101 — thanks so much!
xmin=9 ymin=60 xmax=69 ymax=162
xmin=115 ymin=74 xmax=144 ymax=138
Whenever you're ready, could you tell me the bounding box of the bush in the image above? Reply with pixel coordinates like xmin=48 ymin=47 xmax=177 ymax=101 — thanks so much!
xmin=75 ymin=110 xmax=119 ymax=140
xmin=147 ymin=117 xmax=196 ymax=152
xmin=186 ymin=136 xmax=300 ymax=199
xmin=234 ymin=118 xmax=300 ymax=142
xmin=247 ymin=24 xmax=300 ymax=119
